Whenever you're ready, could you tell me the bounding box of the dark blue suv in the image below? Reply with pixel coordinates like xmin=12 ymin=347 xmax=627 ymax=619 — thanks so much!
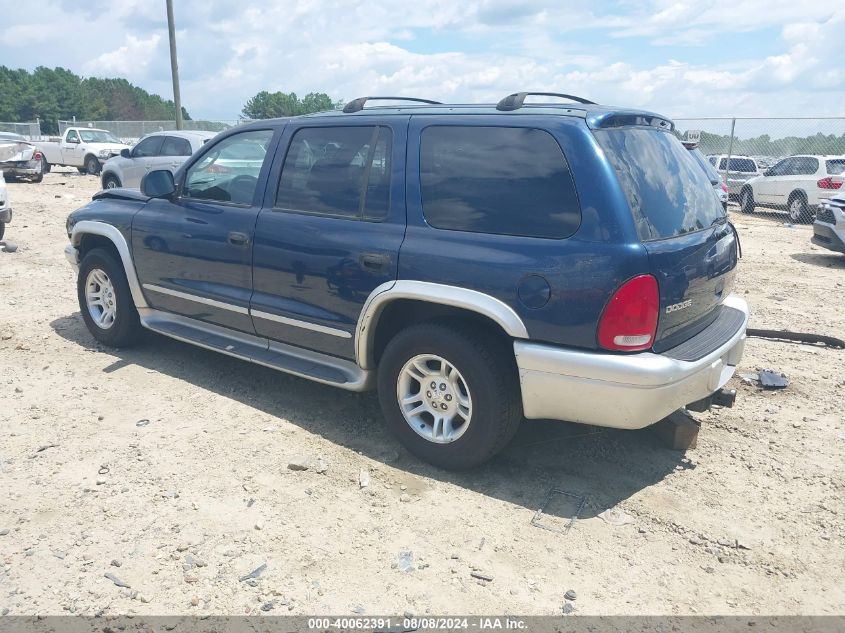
xmin=65 ymin=93 xmax=748 ymax=469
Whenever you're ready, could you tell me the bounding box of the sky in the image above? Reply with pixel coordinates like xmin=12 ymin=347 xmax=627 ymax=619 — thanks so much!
xmin=1 ymin=0 xmax=843 ymax=121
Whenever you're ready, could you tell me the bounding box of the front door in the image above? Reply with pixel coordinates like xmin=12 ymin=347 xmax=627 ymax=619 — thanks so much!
xmin=131 ymin=127 xmax=278 ymax=333
xmin=123 ymin=135 xmax=164 ymax=187
xmin=250 ymin=119 xmax=408 ymax=359
xmin=62 ymin=129 xmax=84 ymax=164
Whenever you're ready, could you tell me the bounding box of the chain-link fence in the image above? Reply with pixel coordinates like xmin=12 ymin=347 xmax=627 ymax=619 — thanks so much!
xmin=0 ymin=121 xmax=43 ymax=139
xmin=56 ymin=119 xmax=250 ymax=143
xmin=674 ymin=118 xmax=845 ymax=223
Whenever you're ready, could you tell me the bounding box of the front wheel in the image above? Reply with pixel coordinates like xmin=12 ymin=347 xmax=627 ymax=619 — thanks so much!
xmin=84 ymin=156 xmax=101 ymax=176
xmin=102 ymin=173 xmax=121 ymax=189
xmin=77 ymin=248 xmax=142 ymax=347
xmin=377 ymin=321 xmax=522 ymax=470
xmin=740 ymin=187 xmax=755 ymax=214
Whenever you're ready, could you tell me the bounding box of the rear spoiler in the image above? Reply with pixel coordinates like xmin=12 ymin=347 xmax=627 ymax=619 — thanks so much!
xmin=587 ymin=112 xmax=674 ymax=132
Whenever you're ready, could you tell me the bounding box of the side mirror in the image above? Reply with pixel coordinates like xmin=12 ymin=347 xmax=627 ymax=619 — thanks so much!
xmin=120 ymin=148 xmax=131 ymax=159
xmin=141 ymin=169 xmax=176 ymax=198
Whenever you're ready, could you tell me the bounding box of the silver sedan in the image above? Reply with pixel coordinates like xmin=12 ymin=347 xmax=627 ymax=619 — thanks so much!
xmin=100 ymin=130 xmax=216 ymax=190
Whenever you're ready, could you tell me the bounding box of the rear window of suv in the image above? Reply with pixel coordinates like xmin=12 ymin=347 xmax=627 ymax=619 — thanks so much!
xmin=595 ymin=128 xmax=726 ymax=241
xmin=420 ymin=126 xmax=580 ymax=239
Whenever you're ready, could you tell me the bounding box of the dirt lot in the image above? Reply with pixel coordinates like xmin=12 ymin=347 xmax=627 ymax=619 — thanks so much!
xmin=0 ymin=171 xmax=843 ymax=617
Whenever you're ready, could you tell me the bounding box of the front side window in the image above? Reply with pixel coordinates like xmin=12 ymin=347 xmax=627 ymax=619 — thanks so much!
xmin=66 ymin=130 xmax=79 ymax=143
xmin=184 ymin=129 xmax=273 ymax=205
xmin=161 ymin=136 xmax=192 ymax=156
xmin=595 ymin=127 xmax=725 ymax=241
xmin=132 ymin=136 xmax=164 ymax=158
xmin=768 ymin=158 xmax=793 ymax=176
xmin=420 ymin=126 xmax=580 ymax=239
xmin=276 ymin=126 xmax=392 ymax=220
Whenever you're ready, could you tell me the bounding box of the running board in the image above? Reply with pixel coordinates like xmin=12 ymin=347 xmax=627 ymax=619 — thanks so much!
xmin=138 ymin=309 xmax=373 ymax=391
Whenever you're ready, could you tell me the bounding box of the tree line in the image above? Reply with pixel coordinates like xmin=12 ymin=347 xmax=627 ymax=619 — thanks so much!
xmin=681 ymin=130 xmax=845 ymax=158
xmin=240 ymin=91 xmax=340 ymax=119
xmin=0 ymin=66 xmax=190 ymax=134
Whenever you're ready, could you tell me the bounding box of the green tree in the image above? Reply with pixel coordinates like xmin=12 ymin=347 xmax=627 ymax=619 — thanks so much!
xmin=241 ymin=90 xmax=338 ymax=119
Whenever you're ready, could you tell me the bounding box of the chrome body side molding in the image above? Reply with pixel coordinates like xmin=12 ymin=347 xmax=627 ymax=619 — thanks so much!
xmin=70 ymin=220 xmax=148 ymax=309
xmin=355 ymin=280 xmax=529 ymax=370
xmin=251 ymin=309 xmax=352 ymax=339
xmin=143 ymin=283 xmax=249 ymax=315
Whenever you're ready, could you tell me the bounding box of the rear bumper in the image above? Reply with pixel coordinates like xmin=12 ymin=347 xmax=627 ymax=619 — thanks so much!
xmin=812 ymin=222 xmax=845 ymax=254
xmin=515 ymin=294 xmax=749 ymax=429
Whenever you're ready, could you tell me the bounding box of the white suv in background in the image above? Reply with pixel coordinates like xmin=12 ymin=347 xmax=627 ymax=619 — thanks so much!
xmin=739 ymin=155 xmax=845 ymax=223
xmin=100 ymin=130 xmax=215 ymax=190
xmin=707 ymin=154 xmax=761 ymax=199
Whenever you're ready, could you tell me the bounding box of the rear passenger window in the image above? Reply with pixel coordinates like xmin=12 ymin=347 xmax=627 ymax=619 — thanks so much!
xmin=420 ymin=126 xmax=580 ymax=238
xmin=161 ymin=136 xmax=192 ymax=156
xmin=276 ymin=126 xmax=392 ymax=220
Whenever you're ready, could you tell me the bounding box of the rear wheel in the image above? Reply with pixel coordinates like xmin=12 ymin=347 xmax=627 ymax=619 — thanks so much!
xmin=377 ymin=321 xmax=522 ymax=470
xmin=0 ymin=223 xmax=5 ymax=240
xmin=787 ymin=192 xmax=812 ymax=223
xmin=77 ymin=248 xmax=142 ymax=347
xmin=84 ymin=155 xmax=101 ymax=176
xmin=740 ymin=187 xmax=755 ymax=214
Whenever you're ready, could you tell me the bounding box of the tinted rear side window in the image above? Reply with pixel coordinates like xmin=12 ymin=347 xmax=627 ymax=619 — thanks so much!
xmin=595 ymin=128 xmax=725 ymax=241
xmin=276 ymin=126 xmax=392 ymax=220
xmin=420 ymin=126 xmax=580 ymax=239
xmin=718 ymin=157 xmax=757 ymax=172
xmin=161 ymin=136 xmax=192 ymax=156
xmin=827 ymin=159 xmax=845 ymax=175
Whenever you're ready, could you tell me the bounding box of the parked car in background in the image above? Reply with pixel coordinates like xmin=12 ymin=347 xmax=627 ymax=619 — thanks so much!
xmin=0 ymin=132 xmax=44 ymax=183
xmin=100 ymin=131 xmax=215 ymax=190
xmin=0 ymin=173 xmax=11 ymax=240
xmin=64 ymin=93 xmax=746 ymax=469
xmin=707 ymin=154 xmax=762 ymax=199
xmin=739 ymin=155 xmax=845 ymax=223
xmin=683 ymin=141 xmax=728 ymax=210
xmin=36 ymin=127 xmax=129 ymax=176
xmin=812 ymin=192 xmax=845 ymax=254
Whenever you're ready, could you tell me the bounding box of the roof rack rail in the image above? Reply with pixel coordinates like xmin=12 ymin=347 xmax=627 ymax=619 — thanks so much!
xmin=496 ymin=92 xmax=595 ymax=111
xmin=342 ymin=96 xmax=442 ymax=113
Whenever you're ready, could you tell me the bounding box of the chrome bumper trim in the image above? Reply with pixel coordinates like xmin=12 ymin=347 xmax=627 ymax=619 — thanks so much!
xmin=515 ymin=295 xmax=749 ymax=429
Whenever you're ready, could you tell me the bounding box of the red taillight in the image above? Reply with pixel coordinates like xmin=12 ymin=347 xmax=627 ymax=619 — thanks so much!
xmin=720 ymin=182 xmax=728 ymax=193
xmin=207 ymin=163 xmax=231 ymax=174
xmin=33 ymin=151 xmax=43 ymax=161
xmin=818 ymin=177 xmax=842 ymax=190
xmin=597 ymin=275 xmax=659 ymax=352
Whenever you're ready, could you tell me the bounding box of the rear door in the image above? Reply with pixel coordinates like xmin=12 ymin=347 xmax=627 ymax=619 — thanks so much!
xmin=595 ymin=127 xmax=738 ymax=350
xmin=249 ymin=117 xmax=407 ymax=359
xmin=156 ymin=135 xmax=193 ymax=176
xmin=131 ymin=127 xmax=278 ymax=333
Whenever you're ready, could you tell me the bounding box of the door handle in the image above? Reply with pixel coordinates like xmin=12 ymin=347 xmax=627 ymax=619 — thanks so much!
xmin=228 ymin=231 xmax=250 ymax=246
xmin=359 ymin=252 xmax=390 ymax=271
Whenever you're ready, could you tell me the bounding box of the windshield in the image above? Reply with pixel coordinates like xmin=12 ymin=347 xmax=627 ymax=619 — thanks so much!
xmin=78 ymin=130 xmax=121 ymax=143
xmin=687 ymin=147 xmax=721 ymax=185
xmin=595 ymin=128 xmax=726 ymax=241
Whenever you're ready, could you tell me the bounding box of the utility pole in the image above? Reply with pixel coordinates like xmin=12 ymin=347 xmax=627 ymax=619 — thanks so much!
xmin=166 ymin=0 xmax=183 ymax=130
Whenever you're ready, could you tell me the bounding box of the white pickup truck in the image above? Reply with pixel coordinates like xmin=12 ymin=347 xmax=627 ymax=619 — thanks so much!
xmin=36 ymin=127 xmax=130 ymax=176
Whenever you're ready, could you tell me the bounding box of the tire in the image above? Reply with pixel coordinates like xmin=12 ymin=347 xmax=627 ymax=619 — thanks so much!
xmin=30 ymin=173 xmax=43 ymax=183
xmin=102 ymin=173 xmax=121 ymax=189
xmin=740 ymin=187 xmax=755 ymax=214
xmin=377 ymin=320 xmax=522 ymax=470
xmin=77 ymin=167 xmax=87 ymax=174
xmin=77 ymin=247 xmax=142 ymax=347
xmin=84 ymin=156 xmax=101 ymax=176
xmin=0 ymin=223 xmax=5 ymax=241
xmin=787 ymin=192 xmax=812 ymax=224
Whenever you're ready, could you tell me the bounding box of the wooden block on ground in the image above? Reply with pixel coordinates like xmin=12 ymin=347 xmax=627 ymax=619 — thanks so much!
xmin=651 ymin=409 xmax=700 ymax=450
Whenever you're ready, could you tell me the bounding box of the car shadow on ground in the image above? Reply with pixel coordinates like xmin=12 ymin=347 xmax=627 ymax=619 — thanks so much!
xmin=790 ymin=252 xmax=845 ymax=268
xmin=51 ymin=313 xmax=689 ymax=522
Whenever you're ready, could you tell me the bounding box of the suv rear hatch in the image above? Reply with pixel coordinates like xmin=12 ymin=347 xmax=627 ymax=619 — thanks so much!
xmin=594 ymin=125 xmax=739 ymax=353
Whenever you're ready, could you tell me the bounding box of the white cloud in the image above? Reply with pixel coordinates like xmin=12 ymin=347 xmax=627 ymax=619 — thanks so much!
xmin=1 ymin=0 xmax=843 ymax=120
xmin=84 ymin=34 xmax=162 ymax=76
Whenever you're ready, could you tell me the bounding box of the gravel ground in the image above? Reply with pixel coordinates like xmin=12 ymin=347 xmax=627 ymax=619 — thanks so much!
xmin=0 ymin=171 xmax=843 ymax=616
